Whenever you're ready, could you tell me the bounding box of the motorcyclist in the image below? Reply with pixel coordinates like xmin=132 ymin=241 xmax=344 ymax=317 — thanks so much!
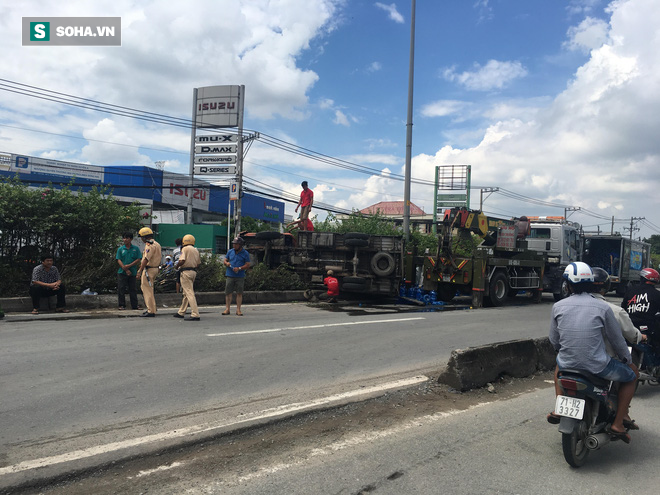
xmin=621 ymin=267 xmax=660 ymax=352
xmin=549 ymin=262 xmax=638 ymax=442
xmin=592 ymin=267 xmax=645 ymax=430
xmin=592 ymin=267 xmax=646 ymax=353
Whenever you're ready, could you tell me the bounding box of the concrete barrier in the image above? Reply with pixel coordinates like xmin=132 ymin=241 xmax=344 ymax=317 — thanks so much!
xmin=438 ymin=337 xmax=557 ymax=391
xmin=0 ymin=291 xmax=306 ymax=314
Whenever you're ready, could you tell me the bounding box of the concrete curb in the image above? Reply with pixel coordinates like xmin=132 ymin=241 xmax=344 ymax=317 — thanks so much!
xmin=438 ymin=337 xmax=557 ymax=391
xmin=0 ymin=291 xmax=306 ymax=316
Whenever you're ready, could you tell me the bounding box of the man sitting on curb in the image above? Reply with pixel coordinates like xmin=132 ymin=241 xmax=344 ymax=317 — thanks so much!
xmin=29 ymin=253 xmax=69 ymax=314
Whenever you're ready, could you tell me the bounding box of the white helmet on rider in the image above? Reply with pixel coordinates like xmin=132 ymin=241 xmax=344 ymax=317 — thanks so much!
xmin=563 ymin=262 xmax=594 ymax=284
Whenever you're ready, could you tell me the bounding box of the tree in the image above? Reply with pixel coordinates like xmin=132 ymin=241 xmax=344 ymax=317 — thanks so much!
xmin=644 ymin=234 xmax=660 ymax=255
xmin=0 ymin=176 xmax=144 ymax=295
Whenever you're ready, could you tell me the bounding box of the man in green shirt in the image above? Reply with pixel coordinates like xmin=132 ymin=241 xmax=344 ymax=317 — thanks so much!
xmin=116 ymin=232 xmax=142 ymax=310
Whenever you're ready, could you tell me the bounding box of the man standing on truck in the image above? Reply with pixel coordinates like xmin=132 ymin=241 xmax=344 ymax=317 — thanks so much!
xmin=622 ymin=268 xmax=660 ymax=352
xmin=294 ymin=181 xmax=313 ymax=231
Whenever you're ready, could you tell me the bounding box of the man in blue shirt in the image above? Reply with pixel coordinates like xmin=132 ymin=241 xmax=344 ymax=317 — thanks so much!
xmin=223 ymin=237 xmax=251 ymax=316
xmin=116 ymin=232 xmax=142 ymax=310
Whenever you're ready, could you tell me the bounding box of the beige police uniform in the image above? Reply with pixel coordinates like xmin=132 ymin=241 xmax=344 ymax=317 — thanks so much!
xmin=177 ymin=244 xmax=201 ymax=318
xmin=141 ymin=239 xmax=162 ymax=314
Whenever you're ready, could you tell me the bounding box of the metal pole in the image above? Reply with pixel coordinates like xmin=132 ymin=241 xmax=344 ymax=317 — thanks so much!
xmin=235 ymin=85 xmax=246 ymax=235
xmin=403 ymin=0 xmax=416 ymax=241
xmin=187 ymin=88 xmax=198 ymax=224
xmin=227 ymin=196 xmax=232 ymax=252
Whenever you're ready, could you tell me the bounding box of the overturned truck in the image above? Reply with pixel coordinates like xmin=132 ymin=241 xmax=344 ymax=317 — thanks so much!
xmin=241 ymin=230 xmax=404 ymax=297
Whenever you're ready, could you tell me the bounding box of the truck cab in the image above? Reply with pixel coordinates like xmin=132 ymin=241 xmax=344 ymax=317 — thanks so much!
xmin=527 ymin=218 xmax=581 ymax=300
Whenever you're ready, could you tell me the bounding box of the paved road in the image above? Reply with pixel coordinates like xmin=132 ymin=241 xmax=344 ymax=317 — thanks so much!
xmin=1 ymin=296 xmax=556 ymax=489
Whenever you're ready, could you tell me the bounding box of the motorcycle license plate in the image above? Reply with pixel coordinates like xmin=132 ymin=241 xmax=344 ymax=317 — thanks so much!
xmin=555 ymin=395 xmax=585 ymax=420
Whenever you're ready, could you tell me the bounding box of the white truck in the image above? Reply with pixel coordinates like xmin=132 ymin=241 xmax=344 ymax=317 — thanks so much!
xmin=527 ymin=217 xmax=651 ymax=298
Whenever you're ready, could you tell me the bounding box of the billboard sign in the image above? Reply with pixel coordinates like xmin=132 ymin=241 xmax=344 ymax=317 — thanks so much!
xmin=195 ymin=134 xmax=238 ymax=143
xmin=194 ymin=155 xmax=237 ymax=164
xmin=10 ymin=154 xmax=104 ymax=181
xmin=194 ymin=165 xmax=236 ymax=175
xmin=195 ymin=85 xmax=241 ymax=128
xmin=195 ymin=144 xmax=237 ymax=154
xmin=161 ymin=174 xmax=210 ymax=211
xmin=229 ymin=180 xmax=238 ymax=200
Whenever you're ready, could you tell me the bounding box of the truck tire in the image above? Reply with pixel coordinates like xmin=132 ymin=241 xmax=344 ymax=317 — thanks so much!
xmin=343 ymin=276 xmax=367 ymax=285
xmin=345 ymin=238 xmax=369 ymax=248
xmin=553 ymin=279 xmax=570 ymax=302
xmin=437 ymin=284 xmax=455 ymax=302
xmin=488 ymin=272 xmax=508 ymax=307
xmin=345 ymin=232 xmax=370 ymax=241
xmin=255 ymin=231 xmax=282 ymax=241
xmin=342 ymin=282 xmax=365 ymax=291
xmin=370 ymin=251 xmax=396 ymax=277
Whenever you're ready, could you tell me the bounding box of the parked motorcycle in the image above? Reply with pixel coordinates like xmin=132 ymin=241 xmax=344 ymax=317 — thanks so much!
xmin=553 ymin=369 xmax=633 ymax=467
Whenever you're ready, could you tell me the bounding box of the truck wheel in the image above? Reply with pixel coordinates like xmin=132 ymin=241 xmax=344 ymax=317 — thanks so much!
xmin=342 ymin=282 xmax=365 ymax=291
xmin=345 ymin=238 xmax=369 ymax=248
xmin=488 ymin=272 xmax=508 ymax=307
xmin=370 ymin=251 xmax=396 ymax=277
xmin=345 ymin=232 xmax=370 ymax=241
xmin=554 ymin=280 xmax=570 ymax=302
xmin=255 ymin=231 xmax=282 ymax=241
xmin=437 ymin=284 xmax=455 ymax=302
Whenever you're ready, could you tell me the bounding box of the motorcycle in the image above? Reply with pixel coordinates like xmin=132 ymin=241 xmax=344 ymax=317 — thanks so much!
xmin=632 ymin=324 xmax=660 ymax=387
xmin=553 ymin=368 xmax=633 ymax=467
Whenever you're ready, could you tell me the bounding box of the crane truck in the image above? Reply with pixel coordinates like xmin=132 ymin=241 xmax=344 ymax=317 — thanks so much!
xmin=412 ymin=208 xmax=546 ymax=308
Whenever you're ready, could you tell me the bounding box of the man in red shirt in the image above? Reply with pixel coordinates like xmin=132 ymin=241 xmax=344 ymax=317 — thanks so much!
xmin=286 ymin=217 xmax=314 ymax=232
xmin=295 ymin=181 xmax=314 ymax=231
xmin=322 ymin=270 xmax=339 ymax=303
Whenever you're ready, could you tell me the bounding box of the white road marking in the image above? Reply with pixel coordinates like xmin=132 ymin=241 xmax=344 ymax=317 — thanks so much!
xmin=235 ymin=402 xmax=489 ymax=484
xmin=128 ymin=461 xmax=184 ymax=479
xmin=206 ymin=317 xmax=426 ymax=337
xmin=0 ymin=375 xmax=428 ymax=477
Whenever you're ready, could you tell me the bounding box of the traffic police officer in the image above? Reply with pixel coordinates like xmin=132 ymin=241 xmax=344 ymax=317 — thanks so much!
xmin=173 ymin=234 xmax=201 ymax=321
xmin=137 ymin=227 xmax=162 ymax=317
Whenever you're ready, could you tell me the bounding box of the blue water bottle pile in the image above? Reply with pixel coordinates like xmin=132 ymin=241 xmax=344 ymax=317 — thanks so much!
xmin=399 ymin=285 xmax=445 ymax=305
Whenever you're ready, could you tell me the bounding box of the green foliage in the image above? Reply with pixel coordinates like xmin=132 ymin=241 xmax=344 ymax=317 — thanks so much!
xmin=314 ymin=211 xmax=401 ymax=235
xmin=645 ymin=235 xmax=660 ymax=255
xmin=235 ymin=216 xmax=276 ymax=234
xmin=0 ymin=177 xmax=144 ymax=296
xmin=408 ymin=230 xmax=439 ymax=254
xmin=244 ymin=263 xmax=304 ymax=291
xmin=651 ymin=253 xmax=660 ymax=271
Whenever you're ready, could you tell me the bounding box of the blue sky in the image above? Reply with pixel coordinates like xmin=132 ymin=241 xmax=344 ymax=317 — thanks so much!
xmin=1 ymin=0 xmax=659 ymax=238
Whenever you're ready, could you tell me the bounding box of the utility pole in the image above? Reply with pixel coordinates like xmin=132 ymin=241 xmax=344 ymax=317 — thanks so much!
xmin=402 ymin=0 xmax=416 ymax=241
xmin=564 ymin=206 xmax=581 ymax=219
xmin=628 ymin=216 xmax=644 ymax=239
xmin=479 ymin=187 xmax=499 ymax=210
xmin=187 ymin=88 xmax=198 ymax=224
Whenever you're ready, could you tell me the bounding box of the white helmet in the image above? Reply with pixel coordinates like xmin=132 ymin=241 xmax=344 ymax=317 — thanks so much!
xmin=563 ymin=262 xmax=594 ymax=284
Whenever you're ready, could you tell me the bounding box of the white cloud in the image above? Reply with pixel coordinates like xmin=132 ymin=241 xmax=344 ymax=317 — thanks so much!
xmin=333 ymin=110 xmax=350 ymax=126
xmin=442 ymin=60 xmax=528 ymax=91
xmin=408 ymin=0 xmax=660 ymax=229
xmin=420 ymin=100 xmax=467 ymax=118
xmin=564 ymin=17 xmax=609 ymax=53
xmin=375 ymin=3 xmax=405 ymax=24
xmin=567 ymin=0 xmax=602 ymax=16
xmin=367 ymin=61 xmax=382 ymax=73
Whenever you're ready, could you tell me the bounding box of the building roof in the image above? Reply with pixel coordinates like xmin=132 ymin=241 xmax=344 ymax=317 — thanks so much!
xmin=360 ymin=201 xmax=426 ymax=216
